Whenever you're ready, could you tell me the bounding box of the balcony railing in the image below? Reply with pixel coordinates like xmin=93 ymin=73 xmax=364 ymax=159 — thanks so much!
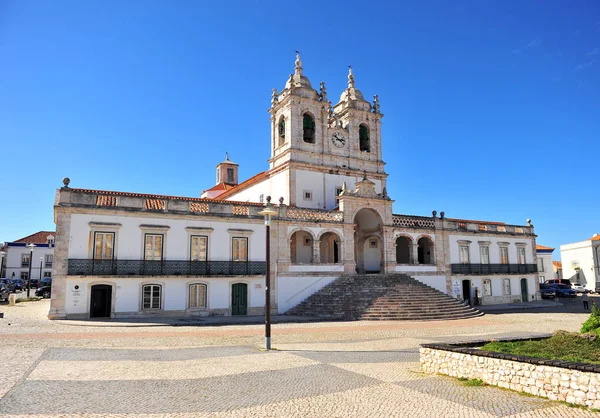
xmin=451 ymin=263 xmax=538 ymax=275
xmin=68 ymin=259 xmax=266 ymax=276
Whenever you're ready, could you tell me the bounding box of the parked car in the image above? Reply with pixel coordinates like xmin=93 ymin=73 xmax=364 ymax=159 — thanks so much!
xmin=548 ymin=283 xmax=577 ymax=298
xmin=572 ymin=283 xmax=590 ymax=294
xmin=39 ymin=277 xmax=52 ymax=287
xmin=0 ymin=283 xmax=9 ymax=301
xmin=539 ymin=283 xmax=556 ymax=299
xmin=546 ymin=279 xmax=572 ymax=288
xmin=0 ymin=278 xmax=15 ymax=293
xmin=35 ymin=281 xmax=52 ymax=298
xmin=10 ymin=278 xmax=24 ymax=291
xmin=26 ymin=278 xmax=40 ymax=288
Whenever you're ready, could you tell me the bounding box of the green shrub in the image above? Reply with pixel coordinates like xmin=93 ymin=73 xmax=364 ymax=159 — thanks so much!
xmin=15 ymin=297 xmax=42 ymax=303
xmin=581 ymin=304 xmax=600 ymax=334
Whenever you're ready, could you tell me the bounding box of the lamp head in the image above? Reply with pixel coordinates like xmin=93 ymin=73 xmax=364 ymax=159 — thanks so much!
xmin=257 ymin=206 xmax=278 ymax=226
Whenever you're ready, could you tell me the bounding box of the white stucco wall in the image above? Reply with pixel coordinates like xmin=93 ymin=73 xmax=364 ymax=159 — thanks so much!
xmin=68 ymin=214 xmax=265 ymax=261
xmin=4 ymin=245 xmax=54 ymax=280
xmin=224 ymin=170 xmax=289 ymax=205
xmin=412 ymin=275 xmax=447 ymax=293
xmin=294 ymin=169 xmax=382 ymax=210
xmin=448 ymin=234 xmax=535 ymax=264
xmin=536 ymin=251 xmax=554 ymax=282
xmin=277 ymin=275 xmax=339 ymax=313
xmin=560 ymin=239 xmax=599 ymax=290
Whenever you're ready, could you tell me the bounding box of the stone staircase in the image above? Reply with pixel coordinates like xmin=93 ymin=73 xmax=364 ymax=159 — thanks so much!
xmin=285 ymin=274 xmax=483 ymax=321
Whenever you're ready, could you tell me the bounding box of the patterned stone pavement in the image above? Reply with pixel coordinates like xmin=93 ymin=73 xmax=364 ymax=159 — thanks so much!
xmin=0 ymin=300 xmax=598 ymax=417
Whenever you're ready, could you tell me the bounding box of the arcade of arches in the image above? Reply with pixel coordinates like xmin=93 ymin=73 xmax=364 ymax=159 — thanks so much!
xmin=395 ymin=236 xmax=435 ymax=265
xmin=290 ymin=230 xmax=340 ymax=264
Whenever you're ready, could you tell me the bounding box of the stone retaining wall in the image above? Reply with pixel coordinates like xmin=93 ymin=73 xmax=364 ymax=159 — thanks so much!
xmin=421 ymin=342 xmax=600 ymax=409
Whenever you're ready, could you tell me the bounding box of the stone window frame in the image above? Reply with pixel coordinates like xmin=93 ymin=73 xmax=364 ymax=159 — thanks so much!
xmin=185 ymin=227 xmax=213 ymax=262
xmin=187 ymin=282 xmax=209 ymax=310
xmin=458 ymin=240 xmax=471 ymax=264
xmin=482 ymin=279 xmax=492 ymax=296
xmin=502 ymin=278 xmax=511 ymax=295
xmin=498 ymin=242 xmax=510 ymax=264
xmin=478 ymin=241 xmax=491 ymax=265
xmin=228 ymin=229 xmax=254 ymax=262
xmin=21 ymin=253 xmax=30 ymax=268
xmin=516 ymin=242 xmax=527 ymax=265
xmin=88 ymin=222 xmax=122 ymax=260
xmin=140 ymin=281 xmax=164 ymax=311
xmin=139 ymin=225 xmax=170 ymax=261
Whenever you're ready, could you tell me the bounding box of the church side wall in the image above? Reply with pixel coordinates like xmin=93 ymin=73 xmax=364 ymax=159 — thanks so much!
xmin=225 ymin=171 xmax=289 ymax=205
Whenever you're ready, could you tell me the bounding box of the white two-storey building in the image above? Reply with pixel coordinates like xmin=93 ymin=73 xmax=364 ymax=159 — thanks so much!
xmin=48 ymin=55 xmax=539 ymax=319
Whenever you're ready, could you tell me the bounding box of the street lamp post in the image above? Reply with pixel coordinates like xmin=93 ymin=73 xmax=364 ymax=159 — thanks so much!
xmin=26 ymin=243 xmax=35 ymax=298
xmin=0 ymin=251 xmax=5 ymax=278
xmin=39 ymin=256 xmax=43 ymax=284
xmin=257 ymin=197 xmax=278 ymax=351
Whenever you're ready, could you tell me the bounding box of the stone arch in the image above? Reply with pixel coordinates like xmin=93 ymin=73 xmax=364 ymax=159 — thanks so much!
xmin=417 ymin=236 xmax=434 ymax=265
xmin=395 ymin=235 xmax=413 ymax=264
xmin=354 ymin=208 xmax=384 ymax=273
xmin=302 ymin=112 xmax=316 ymax=143
xmin=277 ymin=115 xmax=286 ymax=146
xmin=359 ymin=123 xmax=370 ymax=152
xmin=289 ymin=229 xmax=315 ymax=264
xmin=319 ymin=231 xmax=341 ymax=264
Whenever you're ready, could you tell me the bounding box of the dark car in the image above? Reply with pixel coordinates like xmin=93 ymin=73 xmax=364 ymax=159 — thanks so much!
xmin=10 ymin=278 xmax=24 ymax=291
xmin=0 ymin=283 xmax=9 ymax=301
xmin=0 ymin=279 xmax=15 ymax=293
xmin=539 ymin=283 xmax=556 ymax=299
xmin=35 ymin=282 xmax=52 ymax=298
xmin=26 ymin=278 xmax=40 ymax=288
xmin=548 ymin=283 xmax=577 ymax=298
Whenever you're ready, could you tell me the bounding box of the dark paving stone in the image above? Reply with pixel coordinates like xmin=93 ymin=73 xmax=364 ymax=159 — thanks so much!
xmin=44 ymin=346 xmax=260 ymax=362
xmin=393 ymin=378 xmax=551 ymax=417
xmin=288 ymin=349 xmax=419 ymax=364
xmin=0 ymin=364 xmax=381 ymax=414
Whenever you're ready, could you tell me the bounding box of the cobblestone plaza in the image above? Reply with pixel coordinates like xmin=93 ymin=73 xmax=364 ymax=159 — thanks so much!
xmin=0 ymin=300 xmax=597 ymax=417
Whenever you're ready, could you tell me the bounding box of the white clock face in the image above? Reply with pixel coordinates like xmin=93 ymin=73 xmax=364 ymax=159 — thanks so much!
xmin=331 ymin=132 xmax=346 ymax=148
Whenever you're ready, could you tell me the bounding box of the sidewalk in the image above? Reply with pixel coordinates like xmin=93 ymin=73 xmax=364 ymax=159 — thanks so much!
xmin=477 ymin=299 xmax=563 ymax=312
xmin=55 ymin=315 xmax=336 ymax=328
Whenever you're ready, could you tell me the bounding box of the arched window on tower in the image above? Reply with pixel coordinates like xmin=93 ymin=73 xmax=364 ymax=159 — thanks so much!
xmin=278 ymin=116 xmax=286 ymax=146
xmin=359 ymin=124 xmax=370 ymax=152
xmin=303 ymin=113 xmax=315 ymax=143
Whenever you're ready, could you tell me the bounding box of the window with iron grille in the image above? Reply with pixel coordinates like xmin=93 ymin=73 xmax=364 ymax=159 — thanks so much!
xmin=142 ymin=285 xmax=162 ymax=310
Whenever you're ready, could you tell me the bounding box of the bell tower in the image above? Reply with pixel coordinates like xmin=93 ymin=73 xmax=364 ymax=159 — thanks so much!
xmin=268 ymin=54 xmax=331 ymax=170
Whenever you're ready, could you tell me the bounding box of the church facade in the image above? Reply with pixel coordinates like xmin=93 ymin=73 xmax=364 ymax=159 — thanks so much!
xmin=48 ymin=56 xmax=539 ymax=319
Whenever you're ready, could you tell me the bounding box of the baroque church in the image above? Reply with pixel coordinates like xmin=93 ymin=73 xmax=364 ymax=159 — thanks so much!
xmin=48 ymin=55 xmax=539 ymax=320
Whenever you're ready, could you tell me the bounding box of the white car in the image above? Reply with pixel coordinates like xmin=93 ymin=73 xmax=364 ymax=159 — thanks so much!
xmin=572 ymin=284 xmax=589 ymax=293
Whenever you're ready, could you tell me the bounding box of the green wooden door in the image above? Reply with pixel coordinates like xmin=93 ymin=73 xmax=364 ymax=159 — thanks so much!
xmin=232 ymin=283 xmax=247 ymax=316
xmin=520 ymin=279 xmax=528 ymax=302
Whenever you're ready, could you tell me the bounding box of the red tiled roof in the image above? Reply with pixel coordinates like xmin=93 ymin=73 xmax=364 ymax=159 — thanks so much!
xmin=204 ymin=183 xmax=236 ymax=193
xmin=14 ymin=231 xmax=55 ymax=244
xmin=67 ymin=188 xmax=266 ymax=207
xmin=552 ymin=261 xmax=562 ymax=269
xmin=212 ymin=171 xmax=269 ymax=200
xmin=536 ymin=244 xmax=555 ymax=251
xmin=590 ymin=234 xmax=600 ymax=241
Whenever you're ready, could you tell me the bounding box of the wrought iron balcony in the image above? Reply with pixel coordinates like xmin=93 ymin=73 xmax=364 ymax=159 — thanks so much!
xmin=451 ymin=263 xmax=538 ymax=275
xmin=68 ymin=259 xmax=266 ymax=276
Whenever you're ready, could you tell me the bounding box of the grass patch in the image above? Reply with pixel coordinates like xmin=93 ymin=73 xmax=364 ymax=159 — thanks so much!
xmin=481 ymin=333 xmax=600 ymax=365
xmin=15 ymin=297 xmax=42 ymax=303
xmin=462 ymin=378 xmax=485 ymax=387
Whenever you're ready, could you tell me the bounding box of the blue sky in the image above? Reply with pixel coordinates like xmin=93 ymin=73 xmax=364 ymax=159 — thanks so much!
xmin=1 ymin=0 xmax=598 ymax=258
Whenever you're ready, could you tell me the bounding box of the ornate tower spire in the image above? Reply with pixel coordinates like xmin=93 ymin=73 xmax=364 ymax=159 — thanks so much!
xmin=295 ymin=52 xmax=302 ymax=75
xmin=347 ymin=66 xmax=355 ymax=89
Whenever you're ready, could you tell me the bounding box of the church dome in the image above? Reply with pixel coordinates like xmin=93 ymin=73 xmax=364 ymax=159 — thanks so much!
xmin=336 ymin=68 xmax=371 ymax=111
xmin=282 ymin=54 xmax=319 ymax=99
